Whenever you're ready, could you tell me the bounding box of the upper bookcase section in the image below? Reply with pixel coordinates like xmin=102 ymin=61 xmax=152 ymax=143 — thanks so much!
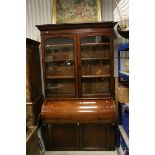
xmin=36 ymin=22 xmax=115 ymax=99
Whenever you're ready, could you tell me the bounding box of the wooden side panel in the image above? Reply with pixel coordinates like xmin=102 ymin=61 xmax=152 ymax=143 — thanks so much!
xmin=26 ymin=38 xmax=42 ymax=102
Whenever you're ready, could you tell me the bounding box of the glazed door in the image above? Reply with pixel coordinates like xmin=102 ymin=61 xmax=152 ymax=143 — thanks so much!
xmin=43 ymin=34 xmax=77 ymax=98
xmin=78 ymin=32 xmax=114 ymax=97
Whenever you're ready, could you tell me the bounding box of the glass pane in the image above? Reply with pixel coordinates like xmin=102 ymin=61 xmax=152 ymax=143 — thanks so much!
xmin=81 ymin=45 xmax=110 ymax=58
xmin=45 ymin=38 xmax=74 ymax=61
xmin=81 ymin=35 xmax=110 ymax=96
xmin=82 ymin=60 xmax=110 ymax=75
xmin=81 ymin=36 xmax=110 ymax=44
xmin=45 ymin=37 xmax=75 ymax=97
xmin=82 ymin=78 xmax=110 ymax=94
xmin=46 ymin=60 xmax=74 ymax=76
xmin=47 ymin=79 xmax=75 ymax=97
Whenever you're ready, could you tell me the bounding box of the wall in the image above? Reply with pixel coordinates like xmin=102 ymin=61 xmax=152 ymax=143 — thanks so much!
xmin=26 ymin=0 xmax=52 ymax=41
xmin=101 ymin=0 xmax=114 ymax=21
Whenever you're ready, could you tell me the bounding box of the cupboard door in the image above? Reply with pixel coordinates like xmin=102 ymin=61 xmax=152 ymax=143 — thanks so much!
xmin=42 ymin=124 xmax=79 ymax=150
xmin=79 ymin=124 xmax=107 ymax=150
xmin=79 ymin=124 xmax=116 ymax=150
xmin=44 ymin=35 xmax=76 ymax=98
xmin=79 ymin=34 xmax=112 ymax=97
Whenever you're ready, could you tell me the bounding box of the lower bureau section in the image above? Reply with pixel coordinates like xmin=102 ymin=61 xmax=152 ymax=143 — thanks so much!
xmin=41 ymin=123 xmax=116 ymax=151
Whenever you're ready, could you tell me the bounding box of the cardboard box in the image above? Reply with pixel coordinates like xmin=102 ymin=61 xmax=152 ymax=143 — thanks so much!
xmin=117 ymin=85 xmax=129 ymax=103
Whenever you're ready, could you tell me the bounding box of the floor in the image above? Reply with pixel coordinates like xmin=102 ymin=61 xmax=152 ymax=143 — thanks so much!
xmin=45 ymin=151 xmax=118 ymax=155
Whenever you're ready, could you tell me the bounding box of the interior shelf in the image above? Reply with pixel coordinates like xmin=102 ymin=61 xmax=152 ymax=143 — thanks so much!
xmin=118 ymin=125 xmax=129 ymax=149
xmin=46 ymin=75 xmax=74 ymax=79
xmin=45 ymin=43 xmax=73 ymax=47
xmin=46 ymin=59 xmax=74 ymax=62
xmin=82 ymin=74 xmax=110 ymax=78
xmin=81 ymin=58 xmax=110 ymax=61
xmin=81 ymin=42 xmax=110 ymax=46
xmin=83 ymin=93 xmax=110 ymax=97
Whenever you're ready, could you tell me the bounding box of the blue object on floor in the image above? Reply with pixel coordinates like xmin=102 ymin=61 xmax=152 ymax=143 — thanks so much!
xmin=123 ymin=109 xmax=129 ymax=137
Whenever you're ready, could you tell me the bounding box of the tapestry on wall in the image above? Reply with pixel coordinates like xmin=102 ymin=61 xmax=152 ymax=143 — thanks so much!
xmin=52 ymin=0 xmax=102 ymax=24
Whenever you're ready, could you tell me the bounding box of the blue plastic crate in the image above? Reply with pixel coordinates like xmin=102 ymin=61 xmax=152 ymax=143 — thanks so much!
xmin=123 ymin=109 xmax=129 ymax=136
xmin=120 ymin=133 xmax=128 ymax=151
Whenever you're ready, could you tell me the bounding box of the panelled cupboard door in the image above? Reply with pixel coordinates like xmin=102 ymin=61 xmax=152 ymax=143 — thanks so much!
xmin=79 ymin=124 xmax=116 ymax=150
xmin=77 ymin=32 xmax=114 ymax=98
xmin=41 ymin=124 xmax=79 ymax=150
xmin=79 ymin=124 xmax=107 ymax=150
xmin=42 ymin=34 xmax=78 ymax=98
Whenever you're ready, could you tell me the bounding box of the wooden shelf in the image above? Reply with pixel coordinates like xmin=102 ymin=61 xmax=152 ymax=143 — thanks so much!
xmin=81 ymin=43 xmax=110 ymax=46
xmin=46 ymin=59 xmax=73 ymax=62
xmin=47 ymin=75 xmax=74 ymax=79
xmin=45 ymin=43 xmax=73 ymax=47
xmin=81 ymin=58 xmax=110 ymax=61
xmin=82 ymin=74 xmax=110 ymax=78
xmin=82 ymin=93 xmax=110 ymax=97
xmin=118 ymin=125 xmax=129 ymax=149
xmin=47 ymin=66 xmax=73 ymax=69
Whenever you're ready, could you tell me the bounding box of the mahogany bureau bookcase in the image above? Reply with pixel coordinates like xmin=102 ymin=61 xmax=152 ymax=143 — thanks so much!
xmin=36 ymin=22 xmax=116 ymax=151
